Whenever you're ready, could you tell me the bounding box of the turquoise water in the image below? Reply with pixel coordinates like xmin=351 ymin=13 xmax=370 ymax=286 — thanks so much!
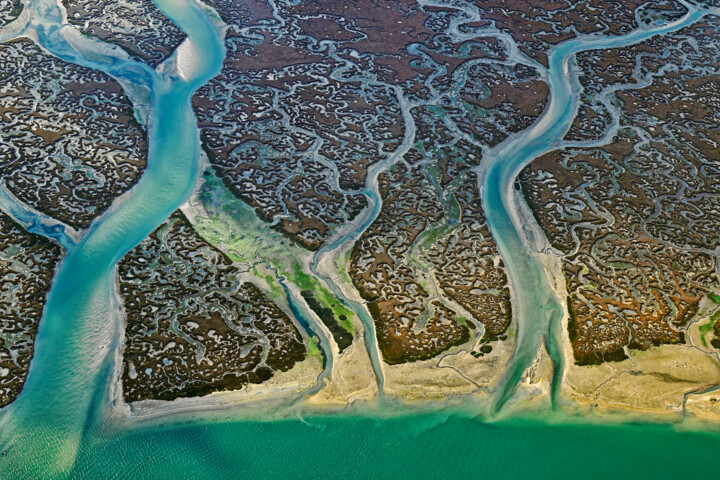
xmin=1 ymin=0 xmax=719 ymax=478
xmin=68 ymin=412 xmax=720 ymax=479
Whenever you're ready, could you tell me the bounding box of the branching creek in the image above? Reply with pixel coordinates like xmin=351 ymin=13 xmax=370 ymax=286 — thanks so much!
xmin=0 ymin=0 xmax=718 ymax=478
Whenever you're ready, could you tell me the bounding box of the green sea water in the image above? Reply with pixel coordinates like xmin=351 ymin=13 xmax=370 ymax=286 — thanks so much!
xmin=1 ymin=0 xmax=719 ymax=478
xmin=71 ymin=411 xmax=720 ymax=479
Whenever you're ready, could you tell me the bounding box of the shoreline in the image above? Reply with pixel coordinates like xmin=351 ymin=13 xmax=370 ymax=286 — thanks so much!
xmin=108 ymin=372 xmax=720 ymax=434
xmin=104 ymin=295 xmax=720 ymax=432
xmin=104 ymin=183 xmax=720 ymax=430
xmin=511 ymin=183 xmax=720 ymax=426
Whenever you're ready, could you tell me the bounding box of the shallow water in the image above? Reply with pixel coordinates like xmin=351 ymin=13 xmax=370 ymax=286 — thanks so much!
xmin=71 ymin=411 xmax=720 ymax=479
xmin=1 ymin=0 xmax=719 ymax=478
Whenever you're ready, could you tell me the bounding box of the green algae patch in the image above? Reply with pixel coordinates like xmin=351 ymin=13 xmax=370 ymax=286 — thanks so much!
xmin=453 ymin=315 xmax=468 ymax=327
xmin=190 ymin=169 xmax=356 ymax=341
xmin=337 ymin=251 xmax=354 ymax=287
xmin=251 ymin=265 xmax=285 ymax=299
xmin=707 ymin=293 xmax=720 ymax=305
xmin=699 ymin=293 xmax=720 ymax=348
xmin=301 ymin=289 xmax=353 ymax=352
xmin=291 ymin=262 xmax=356 ymax=335
xmin=699 ymin=319 xmax=716 ymax=348
xmin=306 ymin=336 xmax=322 ymax=360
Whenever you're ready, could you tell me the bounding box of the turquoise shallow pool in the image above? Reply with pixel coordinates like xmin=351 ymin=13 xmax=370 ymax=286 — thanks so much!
xmin=1 ymin=0 xmax=719 ymax=478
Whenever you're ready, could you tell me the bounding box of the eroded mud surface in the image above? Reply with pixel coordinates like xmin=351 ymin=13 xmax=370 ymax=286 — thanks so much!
xmin=350 ymin=164 xmax=512 ymax=364
xmin=0 ymin=0 xmax=22 ymax=25
xmin=192 ymin=1 xmax=546 ymax=366
xmin=0 ymin=213 xmax=61 ymax=407
xmin=5 ymin=0 xmax=719 ymax=414
xmin=468 ymin=0 xmax=687 ymax=67
xmin=521 ymin=17 xmax=720 ymax=365
xmin=0 ymin=39 xmax=147 ymax=230
xmin=193 ymin=1 xmax=544 ymax=252
xmin=62 ymin=0 xmax=186 ymax=67
xmin=349 ymin=103 xmax=517 ymax=363
xmin=118 ymin=211 xmax=306 ymax=402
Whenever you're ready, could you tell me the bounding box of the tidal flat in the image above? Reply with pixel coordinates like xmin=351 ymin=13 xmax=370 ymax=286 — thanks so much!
xmin=2 ymin=0 xmax=720 ymax=478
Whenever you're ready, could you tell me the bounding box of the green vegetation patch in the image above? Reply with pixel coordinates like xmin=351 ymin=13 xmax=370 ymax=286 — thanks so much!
xmin=306 ymin=336 xmax=322 ymax=360
xmin=192 ymin=169 xmax=357 ymax=337
xmin=301 ymin=290 xmax=352 ymax=352
xmin=699 ymin=293 xmax=720 ymax=348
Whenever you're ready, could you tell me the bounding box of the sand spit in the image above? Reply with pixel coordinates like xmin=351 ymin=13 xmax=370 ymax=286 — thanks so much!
xmin=173 ymin=37 xmax=199 ymax=80
xmin=308 ymin=337 xmax=378 ymax=406
xmin=381 ymin=331 xmax=514 ymax=402
xmin=562 ymin=345 xmax=720 ymax=416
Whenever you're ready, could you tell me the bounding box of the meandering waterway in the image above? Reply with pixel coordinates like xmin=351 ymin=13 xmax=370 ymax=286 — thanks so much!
xmin=1 ymin=0 xmax=720 ymax=478
xmin=480 ymin=1 xmax=705 ymax=411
